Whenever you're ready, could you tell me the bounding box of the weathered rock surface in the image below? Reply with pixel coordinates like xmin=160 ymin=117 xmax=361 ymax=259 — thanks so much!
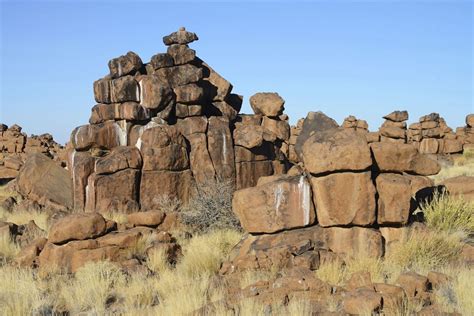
xmin=249 ymin=92 xmax=285 ymax=117
xmin=302 ymin=129 xmax=372 ymax=174
xmin=233 ymin=175 xmax=315 ymax=233
xmin=16 ymin=153 xmax=72 ymax=210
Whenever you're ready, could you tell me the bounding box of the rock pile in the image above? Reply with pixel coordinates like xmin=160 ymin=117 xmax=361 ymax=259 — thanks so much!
xmin=0 ymin=124 xmax=65 ymax=181
xmin=455 ymin=114 xmax=474 ymax=150
xmin=69 ymin=28 xmax=290 ymax=213
xmin=223 ymin=127 xmax=440 ymax=270
xmin=408 ymin=113 xmax=463 ymax=154
xmin=218 ymin=125 xmax=448 ymax=314
xmin=379 ymin=110 xmax=409 ymax=143
xmin=13 ymin=211 xmax=180 ymax=274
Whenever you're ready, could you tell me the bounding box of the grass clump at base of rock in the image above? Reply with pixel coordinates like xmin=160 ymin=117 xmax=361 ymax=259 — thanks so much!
xmin=421 ymin=191 xmax=474 ymax=237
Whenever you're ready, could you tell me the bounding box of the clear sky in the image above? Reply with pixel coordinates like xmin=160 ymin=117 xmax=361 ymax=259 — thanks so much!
xmin=1 ymin=0 xmax=472 ymax=144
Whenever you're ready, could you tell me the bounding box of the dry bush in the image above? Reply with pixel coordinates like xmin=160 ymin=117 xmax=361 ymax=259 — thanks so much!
xmin=181 ymin=179 xmax=241 ymax=233
xmin=386 ymin=230 xmax=462 ymax=271
xmin=152 ymin=194 xmax=181 ymax=213
xmin=421 ymin=192 xmax=474 ymax=237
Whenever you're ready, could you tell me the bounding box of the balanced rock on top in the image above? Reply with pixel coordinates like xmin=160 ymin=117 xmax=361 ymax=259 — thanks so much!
xmin=163 ymin=27 xmax=199 ymax=46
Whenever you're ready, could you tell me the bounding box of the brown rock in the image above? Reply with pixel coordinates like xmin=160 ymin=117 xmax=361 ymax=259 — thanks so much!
xmin=140 ymin=169 xmax=193 ymax=209
xmin=207 ymin=117 xmax=235 ymax=180
xmin=71 ymin=121 xmax=128 ymax=151
xmin=324 ymin=227 xmax=384 ymax=258
xmin=370 ymin=142 xmax=440 ymax=176
xmin=95 ymin=146 xmax=142 ymax=175
xmin=174 ymin=84 xmax=203 ymax=104
xmin=249 ymin=92 xmax=285 ymax=117
xmin=137 ymin=75 xmax=175 ymax=110
xmin=167 ymin=44 xmax=195 ymax=65
xmin=343 ymin=288 xmax=382 ymax=314
xmin=127 ymin=211 xmax=165 ymax=227
xmin=17 ymin=153 xmax=72 ymax=209
xmin=110 ymin=75 xmax=140 ymax=103
xmin=235 ymin=160 xmax=274 ymax=190
xmin=376 ymin=173 xmax=413 ymax=225
xmin=302 ymin=129 xmax=372 ymax=174
xmin=163 ymin=27 xmax=198 ymax=46
xmin=380 ymin=126 xmax=406 ymax=139
xmin=108 ymin=51 xmax=143 ymax=79
xmin=421 ymin=121 xmax=439 ymax=129
xmin=93 ymin=77 xmax=112 ymax=104
xmin=150 ymin=53 xmax=174 ymax=69
xmin=154 ymin=64 xmax=203 ymax=87
xmin=420 ymin=113 xmax=439 ymax=122
xmin=89 ymin=102 xmax=151 ymax=124
xmin=442 ymin=139 xmax=463 ymax=154
xmin=233 ymin=175 xmax=315 ymax=233
xmin=261 ymin=117 xmax=290 ymax=141
xmin=346 ymin=271 xmax=372 ymax=290
xmin=311 ymin=171 xmax=376 ymax=227
xmin=374 ymin=283 xmax=406 ymax=313
xmin=396 ymin=272 xmax=429 ymax=298
xmin=419 ymin=138 xmax=439 ymax=154
xmin=85 ymin=169 xmax=140 ymax=213
xmin=383 ymin=110 xmax=408 ymax=122
xmin=427 ymin=271 xmax=449 ymax=290
xmin=70 ymin=150 xmax=95 ymax=211
xmin=199 ymin=60 xmax=233 ymax=101
xmin=467 ymin=114 xmax=474 ymax=128
xmin=440 ymin=176 xmax=474 ymax=201
xmin=15 ymin=237 xmax=47 ymax=268
xmin=48 ymin=213 xmax=107 ymax=244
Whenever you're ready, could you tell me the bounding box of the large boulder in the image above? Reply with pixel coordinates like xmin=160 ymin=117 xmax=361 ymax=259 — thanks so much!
xmin=370 ymin=142 xmax=440 ymax=176
xmin=249 ymin=92 xmax=285 ymax=117
xmin=163 ymin=27 xmax=198 ymax=46
xmin=324 ymin=227 xmax=384 ymax=258
xmin=302 ymin=129 xmax=372 ymax=174
xmin=294 ymin=111 xmax=339 ymax=160
xmin=48 ymin=213 xmax=107 ymax=244
xmin=108 ymin=51 xmax=143 ymax=79
xmin=310 ymin=171 xmax=376 ymax=227
xmin=17 ymin=153 xmax=72 ymax=210
xmin=233 ymin=175 xmax=315 ymax=233
xmin=376 ymin=174 xmax=413 ymax=225
xmin=440 ymin=176 xmax=474 ymax=202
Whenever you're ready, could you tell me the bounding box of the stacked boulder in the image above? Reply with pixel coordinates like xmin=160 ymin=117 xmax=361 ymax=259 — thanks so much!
xmin=14 ymin=211 xmax=180 ymax=274
xmin=0 ymin=123 xmax=65 ymax=181
xmin=233 ymin=93 xmax=289 ymax=189
xmin=408 ymin=113 xmax=463 ymax=154
xmin=379 ymin=110 xmax=408 ymax=143
xmin=69 ymin=28 xmax=289 ymax=213
xmin=287 ymin=118 xmax=304 ymax=164
xmin=455 ymin=114 xmax=474 ymax=150
xmin=341 ymin=115 xmax=368 ymax=132
xmin=224 ymin=126 xmax=441 ymax=273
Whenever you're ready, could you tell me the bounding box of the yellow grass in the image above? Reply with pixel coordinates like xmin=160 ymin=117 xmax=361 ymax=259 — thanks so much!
xmin=386 ymin=230 xmax=463 ymax=272
xmin=0 ymin=233 xmax=20 ymax=265
xmin=421 ymin=192 xmax=474 ymax=236
xmin=432 ymin=148 xmax=474 ymax=183
xmin=0 ymin=266 xmax=46 ymax=316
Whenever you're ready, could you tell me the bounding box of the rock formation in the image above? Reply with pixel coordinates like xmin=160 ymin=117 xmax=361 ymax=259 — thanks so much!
xmin=69 ymin=28 xmax=290 ymax=213
xmin=0 ymin=124 xmax=65 ymax=181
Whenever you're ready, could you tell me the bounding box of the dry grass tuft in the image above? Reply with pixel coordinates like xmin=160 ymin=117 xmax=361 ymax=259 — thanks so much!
xmin=386 ymin=230 xmax=462 ymax=271
xmin=0 ymin=266 xmax=46 ymax=316
xmin=0 ymin=232 xmax=20 ymax=265
xmin=421 ymin=191 xmax=474 ymax=237
xmin=315 ymin=257 xmax=347 ymax=286
xmin=58 ymin=261 xmax=126 ymax=314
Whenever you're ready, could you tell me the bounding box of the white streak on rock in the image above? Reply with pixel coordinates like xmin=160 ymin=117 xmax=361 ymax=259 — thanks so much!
xmin=139 ymin=79 xmax=144 ymax=105
xmin=70 ymin=150 xmax=76 ymax=184
xmin=299 ymin=175 xmax=311 ymax=225
xmin=117 ymin=62 xmax=122 ymax=77
xmin=135 ymin=121 xmax=159 ymax=150
xmin=274 ymin=183 xmax=285 ymax=217
xmin=222 ymin=130 xmax=227 ymax=164
xmin=114 ymin=121 xmax=128 ymax=146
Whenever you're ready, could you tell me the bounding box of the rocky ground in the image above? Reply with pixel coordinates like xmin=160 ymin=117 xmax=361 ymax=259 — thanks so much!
xmin=0 ymin=27 xmax=473 ymax=315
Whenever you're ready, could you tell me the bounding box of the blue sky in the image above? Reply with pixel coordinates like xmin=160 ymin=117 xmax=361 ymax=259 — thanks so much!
xmin=1 ymin=1 xmax=472 ymax=144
